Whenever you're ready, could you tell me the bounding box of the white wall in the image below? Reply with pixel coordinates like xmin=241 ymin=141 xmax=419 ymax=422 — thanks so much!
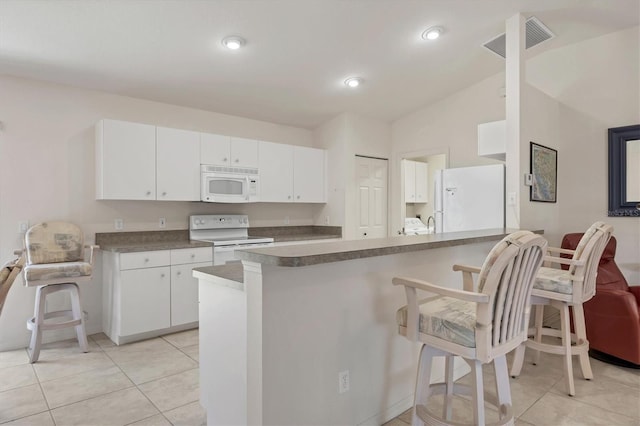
xmin=0 ymin=75 xmax=319 ymax=350
xmin=314 ymin=112 xmax=391 ymax=240
xmin=527 ymin=26 xmax=640 ymax=283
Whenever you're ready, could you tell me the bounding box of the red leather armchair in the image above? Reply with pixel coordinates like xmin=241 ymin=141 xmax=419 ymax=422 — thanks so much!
xmin=562 ymin=234 xmax=640 ymax=367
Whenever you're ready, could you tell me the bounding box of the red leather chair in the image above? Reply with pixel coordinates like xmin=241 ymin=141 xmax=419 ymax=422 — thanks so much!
xmin=562 ymin=234 xmax=640 ymax=367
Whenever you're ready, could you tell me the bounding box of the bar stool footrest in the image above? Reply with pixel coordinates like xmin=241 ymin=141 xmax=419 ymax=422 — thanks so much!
xmin=27 ymin=310 xmax=82 ymax=331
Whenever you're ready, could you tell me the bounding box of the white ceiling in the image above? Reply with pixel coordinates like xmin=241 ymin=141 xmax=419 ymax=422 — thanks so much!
xmin=0 ymin=0 xmax=638 ymax=129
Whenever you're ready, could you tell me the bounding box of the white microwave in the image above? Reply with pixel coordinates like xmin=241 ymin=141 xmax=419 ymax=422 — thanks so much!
xmin=201 ymin=165 xmax=260 ymax=203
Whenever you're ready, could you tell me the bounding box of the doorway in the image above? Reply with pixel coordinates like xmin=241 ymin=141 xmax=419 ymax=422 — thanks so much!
xmin=400 ymin=151 xmax=447 ymax=234
xmin=355 ymin=155 xmax=388 ymax=239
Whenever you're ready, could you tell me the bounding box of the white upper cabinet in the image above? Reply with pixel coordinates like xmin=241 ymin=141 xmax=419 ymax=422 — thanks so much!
xmin=404 ymin=160 xmax=416 ymax=203
xmin=96 ymin=119 xmax=156 ymax=200
xmin=404 ymin=160 xmax=428 ymax=203
xmin=201 ymin=134 xmax=258 ymax=168
xmin=156 ymin=127 xmax=200 ymax=201
xmin=230 ymin=137 xmax=259 ymax=168
xmin=414 ymin=161 xmax=428 ymax=203
xmin=478 ymin=120 xmax=506 ymax=161
xmin=293 ymin=146 xmax=325 ymax=202
xmin=200 ymin=133 xmax=231 ymax=166
xmin=259 ymin=142 xmax=326 ymax=203
xmin=259 ymin=141 xmax=294 ymax=202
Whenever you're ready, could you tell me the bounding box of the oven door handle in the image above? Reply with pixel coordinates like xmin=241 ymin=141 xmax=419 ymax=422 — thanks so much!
xmin=214 ymin=245 xmax=239 ymax=252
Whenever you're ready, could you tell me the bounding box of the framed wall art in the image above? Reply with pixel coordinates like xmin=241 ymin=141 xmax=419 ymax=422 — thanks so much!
xmin=530 ymin=142 xmax=557 ymax=203
xmin=608 ymin=124 xmax=640 ymax=217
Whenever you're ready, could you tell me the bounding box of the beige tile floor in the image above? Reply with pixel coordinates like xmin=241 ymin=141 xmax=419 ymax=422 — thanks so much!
xmin=1 ymin=330 xmax=639 ymax=425
xmin=0 ymin=330 xmax=203 ymax=426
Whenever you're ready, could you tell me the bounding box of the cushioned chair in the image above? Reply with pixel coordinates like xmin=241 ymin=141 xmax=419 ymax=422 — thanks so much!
xmin=562 ymin=234 xmax=640 ymax=367
xmin=510 ymin=222 xmax=613 ymax=396
xmin=22 ymin=222 xmax=97 ymax=363
xmin=394 ymin=231 xmax=546 ymax=426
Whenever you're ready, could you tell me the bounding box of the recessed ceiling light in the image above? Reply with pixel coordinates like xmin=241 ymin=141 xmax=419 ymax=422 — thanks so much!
xmin=222 ymin=36 xmax=245 ymax=50
xmin=422 ymin=26 xmax=443 ymax=40
xmin=344 ymin=77 xmax=363 ymax=88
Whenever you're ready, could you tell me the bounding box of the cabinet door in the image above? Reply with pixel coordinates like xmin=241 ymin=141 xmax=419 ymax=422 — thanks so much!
xmin=404 ymin=160 xmax=416 ymax=203
xmin=96 ymin=119 xmax=156 ymax=200
xmin=171 ymin=261 xmax=211 ymax=326
xmin=230 ymin=137 xmax=258 ymax=168
xmin=293 ymin=146 xmax=325 ymax=202
xmin=259 ymin=141 xmax=294 ymax=202
xmin=201 ymin=133 xmax=231 ymax=166
xmin=157 ymin=127 xmax=201 ymax=201
xmin=414 ymin=161 xmax=429 ymax=203
xmin=120 ymin=266 xmax=170 ymax=336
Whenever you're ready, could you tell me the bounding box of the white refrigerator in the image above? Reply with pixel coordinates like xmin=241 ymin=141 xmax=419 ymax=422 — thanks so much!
xmin=434 ymin=164 xmax=505 ymax=233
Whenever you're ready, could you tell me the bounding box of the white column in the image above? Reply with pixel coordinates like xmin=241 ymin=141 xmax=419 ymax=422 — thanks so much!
xmin=505 ymin=14 xmax=526 ymax=228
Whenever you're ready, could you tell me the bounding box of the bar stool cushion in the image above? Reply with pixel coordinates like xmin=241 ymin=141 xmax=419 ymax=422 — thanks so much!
xmin=397 ymin=296 xmax=477 ymax=348
xmin=23 ymin=262 xmax=92 ymax=283
xmin=533 ymin=266 xmax=573 ymax=295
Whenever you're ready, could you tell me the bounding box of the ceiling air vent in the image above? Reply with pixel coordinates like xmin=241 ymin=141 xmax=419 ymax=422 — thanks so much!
xmin=482 ymin=16 xmax=555 ymax=59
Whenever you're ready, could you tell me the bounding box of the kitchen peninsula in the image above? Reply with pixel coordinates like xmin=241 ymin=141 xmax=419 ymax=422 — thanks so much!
xmin=194 ymin=229 xmax=539 ymax=426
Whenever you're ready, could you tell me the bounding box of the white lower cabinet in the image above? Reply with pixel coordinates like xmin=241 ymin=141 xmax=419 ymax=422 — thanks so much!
xmin=120 ymin=266 xmax=171 ymax=336
xmin=103 ymin=247 xmax=212 ymax=344
xmin=171 ymin=261 xmax=211 ymax=326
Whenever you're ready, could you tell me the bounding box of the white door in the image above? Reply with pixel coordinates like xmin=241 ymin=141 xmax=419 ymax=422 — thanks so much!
xmin=156 ymin=127 xmax=200 ymax=201
xmin=356 ymin=156 xmax=388 ymax=239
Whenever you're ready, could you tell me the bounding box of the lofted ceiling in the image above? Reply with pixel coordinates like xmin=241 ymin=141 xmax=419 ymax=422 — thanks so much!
xmin=0 ymin=0 xmax=638 ymax=129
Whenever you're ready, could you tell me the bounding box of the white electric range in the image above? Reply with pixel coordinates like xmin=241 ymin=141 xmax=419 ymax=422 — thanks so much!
xmin=189 ymin=214 xmax=274 ymax=265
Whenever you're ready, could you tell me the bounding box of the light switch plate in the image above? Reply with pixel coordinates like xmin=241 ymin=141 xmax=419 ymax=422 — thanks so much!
xmin=524 ymin=173 xmax=533 ymax=186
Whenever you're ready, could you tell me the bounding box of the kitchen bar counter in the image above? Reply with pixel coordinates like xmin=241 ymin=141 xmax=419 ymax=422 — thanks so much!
xmin=197 ymin=227 xmax=543 ymax=425
xmin=236 ymin=227 xmax=537 ymax=267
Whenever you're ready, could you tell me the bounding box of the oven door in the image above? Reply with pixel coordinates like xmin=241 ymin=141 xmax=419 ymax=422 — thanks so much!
xmin=213 ymin=245 xmax=239 ymax=266
xmin=213 ymin=242 xmax=274 ymax=266
xmin=201 ymin=173 xmax=249 ymax=203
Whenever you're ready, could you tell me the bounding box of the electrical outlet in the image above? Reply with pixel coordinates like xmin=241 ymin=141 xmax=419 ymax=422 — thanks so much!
xmin=338 ymin=370 xmax=350 ymax=393
xmin=159 ymin=218 xmax=166 ymax=228
xmin=18 ymin=221 xmax=29 ymax=233
xmin=114 ymin=218 xmax=124 ymax=230
xmin=507 ymin=192 xmax=517 ymax=206
xmin=83 ymin=310 xmax=89 ymax=322
xmin=324 ymin=215 xmax=330 ymax=225
xmin=284 ymin=216 xmax=290 ymax=225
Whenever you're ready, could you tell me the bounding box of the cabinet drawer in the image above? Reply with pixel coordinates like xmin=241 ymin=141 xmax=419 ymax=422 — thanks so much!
xmin=171 ymin=247 xmax=213 ymax=265
xmin=120 ymin=251 xmax=171 ymax=270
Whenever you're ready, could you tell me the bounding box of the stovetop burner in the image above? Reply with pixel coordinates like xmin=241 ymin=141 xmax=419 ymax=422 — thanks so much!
xmin=189 ymin=214 xmax=274 ymax=246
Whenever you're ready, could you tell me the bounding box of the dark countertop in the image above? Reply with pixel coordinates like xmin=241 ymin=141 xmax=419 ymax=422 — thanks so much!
xmin=96 ymin=230 xmax=212 ymax=252
xmin=96 ymin=226 xmax=342 ymax=253
xmin=234 ymin=228 xmax=544 ymax=267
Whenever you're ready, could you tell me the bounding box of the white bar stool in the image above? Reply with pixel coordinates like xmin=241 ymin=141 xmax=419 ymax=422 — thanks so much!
xmin=394 ymin=231 xmax=547 ymax=426
xmin=21 ymin=221 xmax=98 ymax=363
